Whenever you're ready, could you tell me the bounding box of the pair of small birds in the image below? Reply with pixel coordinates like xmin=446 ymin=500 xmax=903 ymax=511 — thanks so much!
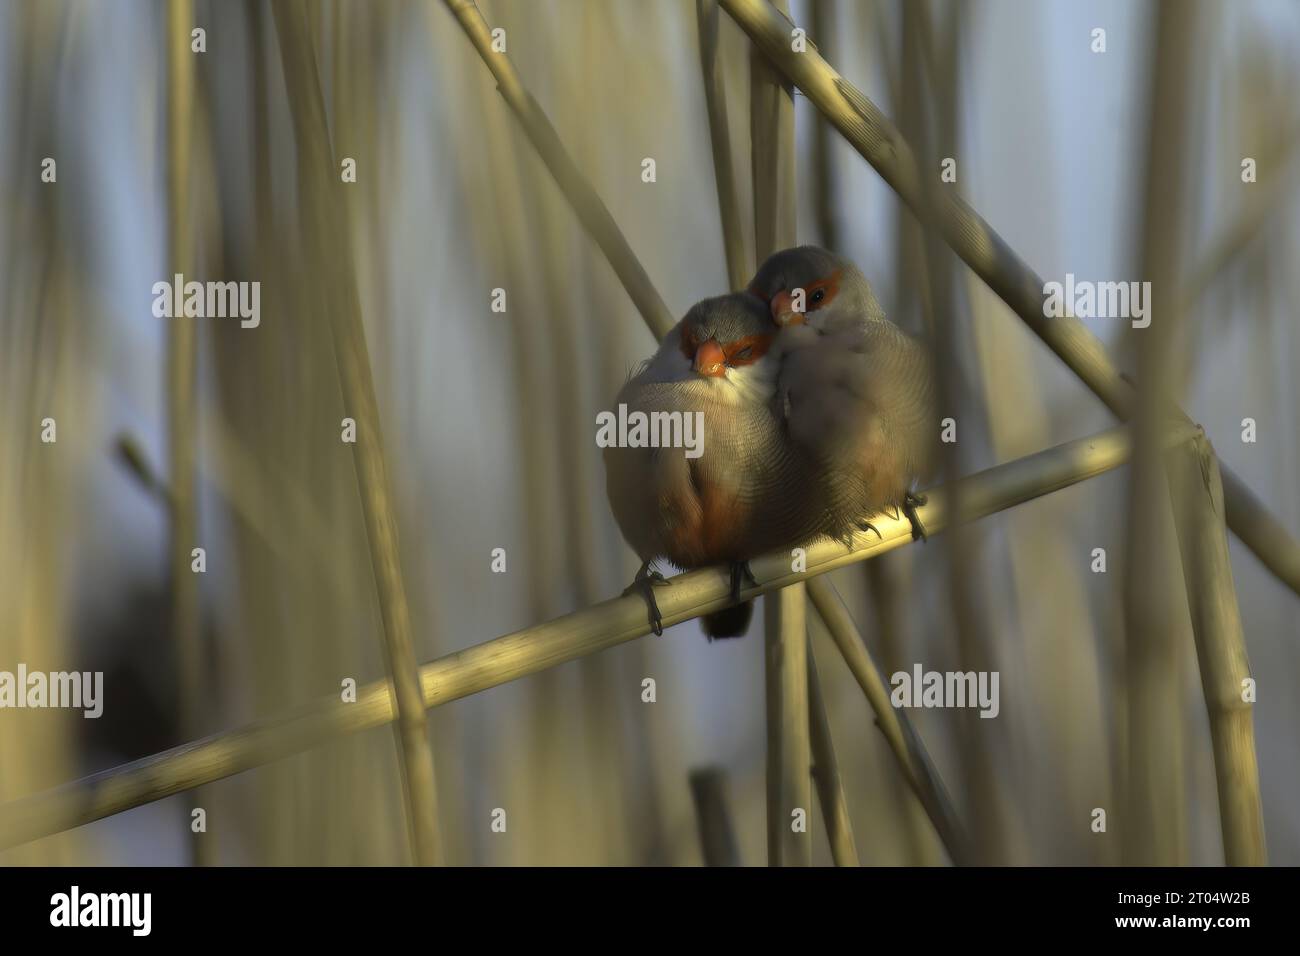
xmin=604 ymin=246 xmax=936 ymax=639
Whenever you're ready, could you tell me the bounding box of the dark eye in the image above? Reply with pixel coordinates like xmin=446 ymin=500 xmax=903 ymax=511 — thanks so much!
xmin=730 ymin=346 xmax=752 ymax=364
xmin=810 ymin=289 xmax=826 ymax=304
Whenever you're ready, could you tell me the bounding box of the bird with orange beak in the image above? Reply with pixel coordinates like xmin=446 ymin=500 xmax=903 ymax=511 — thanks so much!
xmin=749 ymin=245 xmax=937 ymax=544
xmin=603 ymin=292 xmax=827 ymax=638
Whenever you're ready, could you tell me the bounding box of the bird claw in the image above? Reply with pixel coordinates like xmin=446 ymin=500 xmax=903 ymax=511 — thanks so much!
xmin=728 ymin=560 xmax=758 ymax=604
xmin=903 ymin=491 xmax=928 ymax=542
xmin=857 ymin=519 xmax=883 ymax=540
xmin=624 ymin=562 xmax=672 ymax=636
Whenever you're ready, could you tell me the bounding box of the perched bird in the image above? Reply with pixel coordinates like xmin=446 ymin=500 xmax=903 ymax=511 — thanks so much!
xmin=603 ymin=292 xmax=826 ymax=638
xmin=747 ymin=245 xmax=937 ymax=544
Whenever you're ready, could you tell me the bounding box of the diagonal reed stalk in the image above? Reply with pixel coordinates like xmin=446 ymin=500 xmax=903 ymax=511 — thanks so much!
xmin=440 ymin=0 xmax=674 ymax=340
xmin=165 ymin=0 xmax=212 ymax=867
xmin=806 ymin=574 xmax=969 ymax=866
xmin=806 ymin=637 xmax=859 ymax=866
xmin=270 ymin=0 xmax=442 ymax=866
xmin=0 ymin=422 xmax=1202 ymax=850
xmin=717 ymin=0 xmax=1300 ymax=600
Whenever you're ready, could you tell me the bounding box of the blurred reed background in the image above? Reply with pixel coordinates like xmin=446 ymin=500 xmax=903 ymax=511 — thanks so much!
xmin=0 ymin=0 xmax=1296 ymax=865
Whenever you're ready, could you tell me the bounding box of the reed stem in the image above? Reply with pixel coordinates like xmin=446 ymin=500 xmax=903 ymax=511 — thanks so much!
xmin=807 ymin=638 xmax=859 ymax=866
xmin=1169 ymin=436 xmax=1267 ymax=865
xmin=441 ymin=0 xmax=675 ymax=340
xmin=696 ymin=0 xmax=748 ymax=290
xmin=166 ymin=0 xmax=213 ymax=868
xmin=271 ymin=0 xmax=442 ymax=865
xmin=0 ymin=423 xmax=1197 ymax=850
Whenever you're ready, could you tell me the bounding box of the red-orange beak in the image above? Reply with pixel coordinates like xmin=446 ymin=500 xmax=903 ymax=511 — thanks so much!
xmin=693 ymin=338 xmax=728 ymax=377
xmin=770 ymin=289 xmax=804 ymax=327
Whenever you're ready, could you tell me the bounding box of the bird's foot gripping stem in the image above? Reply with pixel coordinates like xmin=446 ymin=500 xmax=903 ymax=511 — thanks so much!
xmin=624 ymin=561 xmax=672 ymax=636
xmin=903 ymin=491 xmax=928 ymax=542
xmin=728 ymin=560 xmax=758 ymax=604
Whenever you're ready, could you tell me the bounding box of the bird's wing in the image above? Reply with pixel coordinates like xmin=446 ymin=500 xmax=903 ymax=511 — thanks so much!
xmin=778 ymin=321 xmax=936 ymax=525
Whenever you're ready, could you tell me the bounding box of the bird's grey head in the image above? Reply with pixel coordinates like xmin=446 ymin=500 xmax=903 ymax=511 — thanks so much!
xmin=747 ymin=245 xmax=884 ymax=333
xmin=642 ymin=292 xmax=780 ymax=404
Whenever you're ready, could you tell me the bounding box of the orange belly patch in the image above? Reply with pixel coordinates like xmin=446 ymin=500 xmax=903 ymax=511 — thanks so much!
xmin=662 ymin=466 xmax=751 ymax=567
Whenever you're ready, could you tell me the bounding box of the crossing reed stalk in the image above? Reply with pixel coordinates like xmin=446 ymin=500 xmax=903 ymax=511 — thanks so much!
xmin=0 ymin=423 xmax=1197 ymax=851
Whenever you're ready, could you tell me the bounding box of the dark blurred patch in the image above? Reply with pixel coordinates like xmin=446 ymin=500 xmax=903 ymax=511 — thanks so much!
xmin=75 ymin=585 xmax=202 ymax=765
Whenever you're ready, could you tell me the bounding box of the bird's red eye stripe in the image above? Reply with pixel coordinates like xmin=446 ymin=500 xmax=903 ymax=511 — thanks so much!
xmin=806 ymin=269 xmax=843 ymax=307
xmin=724 ymin=334 xmax=772 ymax=366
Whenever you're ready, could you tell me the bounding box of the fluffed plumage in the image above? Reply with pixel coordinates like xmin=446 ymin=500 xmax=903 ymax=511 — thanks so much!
xmin=604 ymin=249 xmax=935 ymax=639
xmin=603 ymin=293 xmax=826 ymax=637
xmin=750 ymin=245 xmax=937 ymax=543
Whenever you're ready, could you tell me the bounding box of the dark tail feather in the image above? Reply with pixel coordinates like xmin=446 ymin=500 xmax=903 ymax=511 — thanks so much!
xmin=702 ymin=600 xmax=754 ymax=639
